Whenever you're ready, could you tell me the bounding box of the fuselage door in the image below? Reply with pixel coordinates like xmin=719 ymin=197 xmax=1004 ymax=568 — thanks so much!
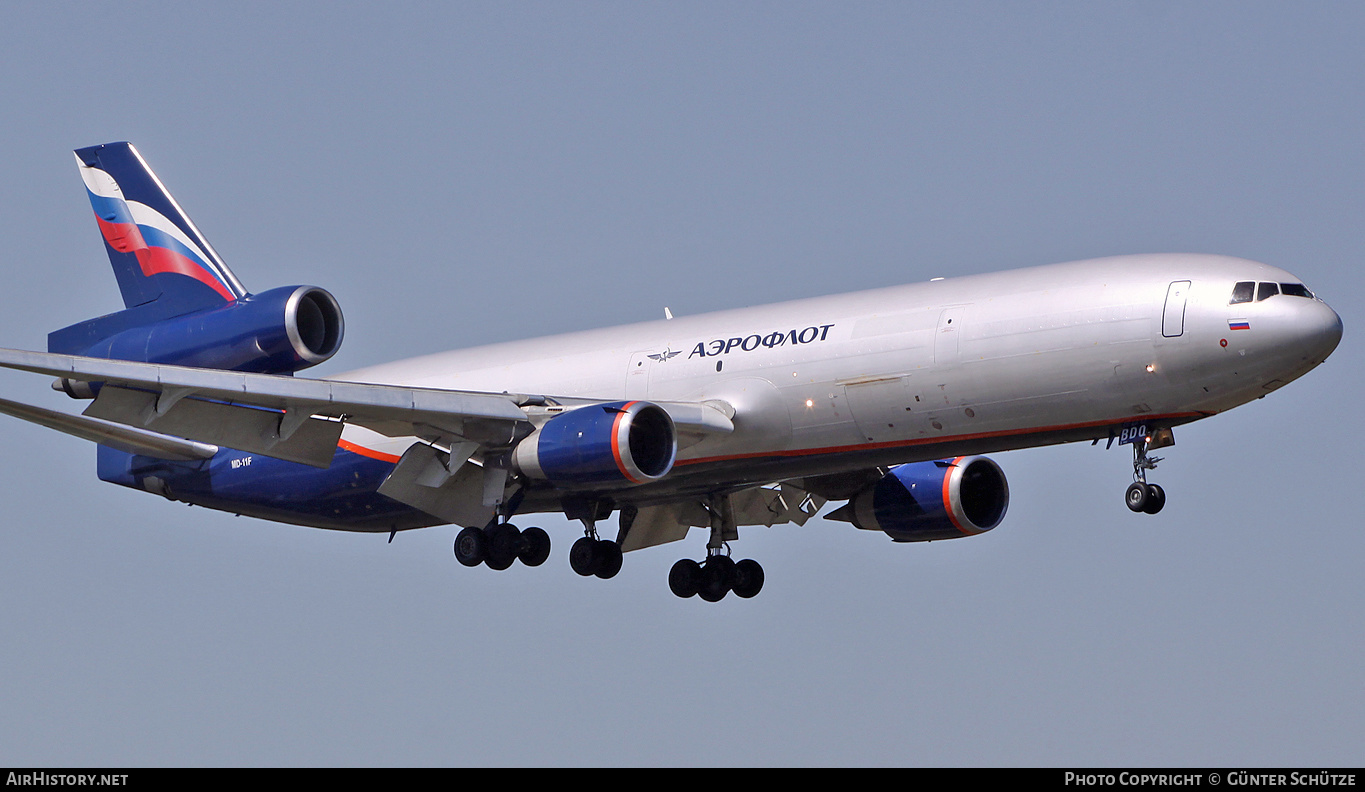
xmin=935 ymin=306 xmax=966 ymax=365
xmin=844 ymin=376 xmax=911 ymax=443
xmin=1162 ymin=280 xmax=1191 ymax=338
xmin=626 ymin=350 xmax=654 ymax=399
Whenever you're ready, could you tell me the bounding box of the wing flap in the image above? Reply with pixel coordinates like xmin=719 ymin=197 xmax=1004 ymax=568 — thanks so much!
xmin=83 ymin=385 xmax=343 ymax=468
xmin=729 ymin=484 xmax=826 ymax=527
xmin=374 ymin=443 xmax=497 ymax=528
xmin=619 ymin=501 xmax=708 ymax=552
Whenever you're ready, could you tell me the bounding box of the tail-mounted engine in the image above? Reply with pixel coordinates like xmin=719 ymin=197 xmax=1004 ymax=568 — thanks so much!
xmin=828 ymin=456 xmax=1009 ymax=541
xmin=52 ymin=285 xmax=344 ymax=375
xmin=512 ymin=400 xmax=676 ymax=488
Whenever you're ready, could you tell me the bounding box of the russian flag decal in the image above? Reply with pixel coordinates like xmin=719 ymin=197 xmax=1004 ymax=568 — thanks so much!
xmin=1229 ymin=319 xmax=1251 ymax=331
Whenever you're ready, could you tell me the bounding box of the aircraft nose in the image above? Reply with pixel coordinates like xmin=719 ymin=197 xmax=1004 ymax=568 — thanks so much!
xmin=1304 ymin=299 xmax=1343 ymax=363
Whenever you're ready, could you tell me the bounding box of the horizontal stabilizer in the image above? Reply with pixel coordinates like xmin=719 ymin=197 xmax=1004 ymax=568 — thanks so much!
xmin=0 ymin=395 xmax=218 ymax=461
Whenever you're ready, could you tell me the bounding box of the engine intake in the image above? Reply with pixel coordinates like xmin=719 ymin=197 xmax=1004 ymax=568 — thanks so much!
xmin=832 ymin=456 xmax=1009 ymax=541
xmin=513 ymin=401 xmax=676 ymax=488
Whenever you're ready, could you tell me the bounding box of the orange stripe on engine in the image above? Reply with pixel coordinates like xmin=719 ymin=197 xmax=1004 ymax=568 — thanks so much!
xmin=943 ymin=456 xmax=972 ymax=536
xmin=337 ymin=439 xmax=402 ymax=463
xmin=611 ymin=401 xmax=641 ymax=483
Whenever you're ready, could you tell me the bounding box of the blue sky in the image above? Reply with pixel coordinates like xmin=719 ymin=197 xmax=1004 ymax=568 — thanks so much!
xmin=0 ymin=2 xmax=1361 ymax=765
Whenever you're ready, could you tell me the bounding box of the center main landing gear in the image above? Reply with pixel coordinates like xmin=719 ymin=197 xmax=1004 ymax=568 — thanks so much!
xmin=567 ymin=509 xmax=623 ymax=580
xmin=1124 ymin=437 xmax=1166 ymax=515
xmin=454 ymin=522 xmax=551 ymax=569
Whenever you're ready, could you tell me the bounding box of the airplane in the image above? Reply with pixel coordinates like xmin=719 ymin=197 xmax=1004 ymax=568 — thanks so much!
xmin=0 ymin=142 xmax=1344 ymax=602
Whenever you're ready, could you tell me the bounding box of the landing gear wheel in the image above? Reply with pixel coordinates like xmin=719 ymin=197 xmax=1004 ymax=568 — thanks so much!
xmin=699 ymin=556 xmax=735 ymax=602
xmin=594 ymin=540 xmax=622 ymax=580
xmin=1142 ymin=484 xmax=1166 ymax=515
xmin=669 ymin=559 xmax=701 ymax=598
xmin=485 ymin=523 xmax=521 ymax=570
xmin=1126 ymin=437 xmax=1167 ymax=515
xmin=518 ymin=527 xmax=551 ymax=567
xmin=454 ymin=526 xmax=486 ymax=567
xmin=569 ymin=536 xmax=602 ymax=577
xmin=732 ymin=559 xmax=765 ymax=599
xmin=1125 ymin=482 xmax=1150 ymax=513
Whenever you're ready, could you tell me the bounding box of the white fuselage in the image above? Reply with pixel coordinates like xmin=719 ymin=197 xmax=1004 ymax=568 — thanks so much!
xmin=336 ymin=253 xmax=1342 ymax=497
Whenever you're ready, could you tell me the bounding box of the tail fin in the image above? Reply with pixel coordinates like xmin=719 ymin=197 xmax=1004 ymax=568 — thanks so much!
xmin=74 ymin=142 xmax=246 ymax=313
xmin=49 ymin=143 xmax=343 ymax=373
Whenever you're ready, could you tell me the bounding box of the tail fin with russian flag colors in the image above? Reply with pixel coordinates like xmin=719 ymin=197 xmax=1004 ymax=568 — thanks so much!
xmin=48 ymin=143 xmax=344 ymax=374
xmin=73 ymin=142 xmax=246 ymax=315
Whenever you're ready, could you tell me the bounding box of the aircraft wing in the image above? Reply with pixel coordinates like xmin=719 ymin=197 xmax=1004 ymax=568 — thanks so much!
xmin=0 ymin=347 xmax=533 ymax=467
xmin=0 ymin=394 xmax=219 ymax=462
xmin=0 ymin=348 xmax=734 ymax=469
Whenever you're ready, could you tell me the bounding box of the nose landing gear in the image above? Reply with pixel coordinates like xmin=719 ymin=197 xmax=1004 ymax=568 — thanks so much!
xmin=1124 ymin=437 xmax=1166 ymax=514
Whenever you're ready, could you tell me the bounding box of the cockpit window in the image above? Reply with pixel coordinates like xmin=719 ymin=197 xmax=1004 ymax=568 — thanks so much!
xmin=1233 ymin=280 xmax=1313 ymax=303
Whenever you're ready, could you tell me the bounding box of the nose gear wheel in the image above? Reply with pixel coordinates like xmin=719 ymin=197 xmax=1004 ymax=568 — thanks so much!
xmin=1124 ymin=438 xmax=1166 ymax=514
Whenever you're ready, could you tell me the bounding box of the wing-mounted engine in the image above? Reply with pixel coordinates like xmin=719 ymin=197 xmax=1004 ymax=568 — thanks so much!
xmin=50 ymin=285 xmax=344 ymax=375
xmin=512 ymin=400 xmax=676 ymax=488
xmin=826 ymin=456 xmax=1009 ymax=541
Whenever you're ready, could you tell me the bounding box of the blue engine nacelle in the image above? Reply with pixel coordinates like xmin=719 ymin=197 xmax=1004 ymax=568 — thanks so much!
xmin=834 ymin=456 xmax=1010 ymax=541
xmin=63 ymin=285 xmax=344 ymax=374
xmin=512 ymin=401 xmax=676 ymax=488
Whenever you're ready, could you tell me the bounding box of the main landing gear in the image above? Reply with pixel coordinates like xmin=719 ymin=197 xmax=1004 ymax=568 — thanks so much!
xmin=452 ymin=494 xmax=771 ymax=600
xmin=668 ymin=494 xmax=764 ymax=602
xmin=1124 ymin=437 xmax=1166 ymax=515
xmin=454 ymin=522 xmax=552 ymax=569
xmin=669 ymin=552 xmax=764 ymax=601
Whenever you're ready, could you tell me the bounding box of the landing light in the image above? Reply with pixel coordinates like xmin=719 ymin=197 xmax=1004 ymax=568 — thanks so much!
xmin=805 ymin=399 xmax=814 ymax=408
xmin=1145 ymin=364 xmax=1156 ymax=373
